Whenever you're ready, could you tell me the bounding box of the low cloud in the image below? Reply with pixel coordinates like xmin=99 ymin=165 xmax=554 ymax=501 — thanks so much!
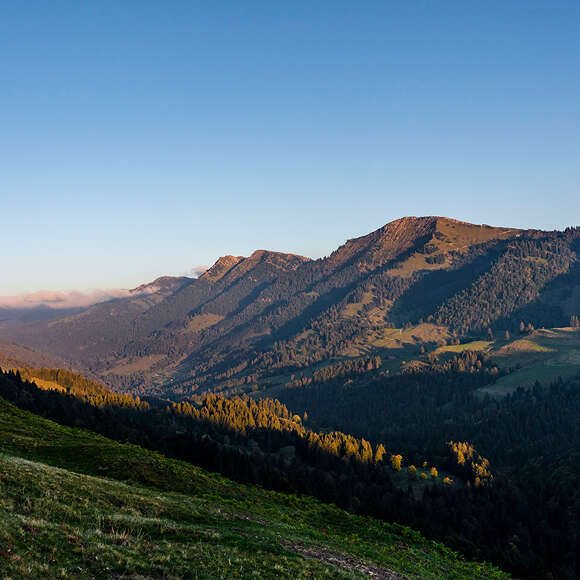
xmin=1 ymin=266 xmax=209 ymax=311
xmin=183 ymin=265 xmax=209 ymax=278
xmin=0 ymin=289 xmax=133 ymax=310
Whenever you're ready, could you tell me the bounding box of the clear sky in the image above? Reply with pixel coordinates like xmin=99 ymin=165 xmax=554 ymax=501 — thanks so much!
xmin=1 ymin=1 xmax=579 ymax=294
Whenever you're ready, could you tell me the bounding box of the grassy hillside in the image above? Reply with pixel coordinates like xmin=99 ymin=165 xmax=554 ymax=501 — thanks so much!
xmin=0 ymin=397 xmax=509 ymax=579
xmin=481 ymin=327 xmax=580 ymax=395
xmin=429 ymin=327 xmax=580 ymax=397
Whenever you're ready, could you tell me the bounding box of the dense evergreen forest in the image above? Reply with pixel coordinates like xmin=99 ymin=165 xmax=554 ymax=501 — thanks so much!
xmin=1 ymin=362 xmax=578 ymax=579
xmin=278 ymin=354 xmax=580 ymax=579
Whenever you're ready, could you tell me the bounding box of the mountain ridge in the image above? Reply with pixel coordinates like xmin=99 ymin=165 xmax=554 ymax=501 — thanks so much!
xmin=0 ymin=216 xmax=578 ymax=396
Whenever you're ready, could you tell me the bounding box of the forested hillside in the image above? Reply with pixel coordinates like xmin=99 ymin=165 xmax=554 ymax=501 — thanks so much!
xmin=2 ymin=217 xmax=579 ymax=398
xmin=1 ymin=364 xmax=577 ymax=579
xmin=1 ymin=394 xmax=512 ymax=579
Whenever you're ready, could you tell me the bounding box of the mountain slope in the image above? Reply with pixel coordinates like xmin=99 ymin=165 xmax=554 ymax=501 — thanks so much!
xmin=1 ymin=217 xmax=578 ymax=396
xmin=0 ymin=396 xmax=509 ymax=579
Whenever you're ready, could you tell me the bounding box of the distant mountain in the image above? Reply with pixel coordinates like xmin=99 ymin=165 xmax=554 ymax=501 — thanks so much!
xmin=0 ymin=305 xmax=85 ymax=323
xmin=2 ymin=216 xmax=579 ymax=396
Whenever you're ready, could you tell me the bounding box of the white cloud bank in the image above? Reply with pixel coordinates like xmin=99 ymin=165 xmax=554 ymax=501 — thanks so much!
xmin=0 ymin=289 xmax=134 ymax=310
xmin=0 ymin=265 xmax=209 ymax=311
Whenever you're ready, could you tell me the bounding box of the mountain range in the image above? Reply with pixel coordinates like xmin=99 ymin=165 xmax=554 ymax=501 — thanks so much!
xmin=2 ymin=215 xmax=580 ymax=579
xmin=2 ymin=216 xmax=579 ymax=396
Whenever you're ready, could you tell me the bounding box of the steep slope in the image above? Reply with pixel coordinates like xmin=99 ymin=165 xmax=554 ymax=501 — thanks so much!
xmin=0 ymin=396 xmax=509 ymax=579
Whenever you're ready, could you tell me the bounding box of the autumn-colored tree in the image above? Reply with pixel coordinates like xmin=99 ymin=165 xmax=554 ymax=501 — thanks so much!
xmin=359 ymin=438 xmax=373 ymax=463
xmin=430 ymin=466 xmax=438 ymax=479
xmin=449 ymin=441 xmax=493 ymax=487
xmin=390 ymin=454 xmax=403 ymax=472
xmin=374 ymin=443 xmax=387 ymax=465
xmin=448 ymin=441 xmax=475 ymax=466
xmin=407 ymin=465 xmax=417 ymax=479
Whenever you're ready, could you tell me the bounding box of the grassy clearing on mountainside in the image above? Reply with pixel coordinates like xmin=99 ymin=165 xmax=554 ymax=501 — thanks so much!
xmin=257 ymin=322 xmax=580 ymax=403
xmin=477 ymin=327 xmax=580 ymax=396
xmin=345 ymin=323 xmax=580 ymax=400
xmin=105 ymin=354 xmax=167 ymax=376
xmin=182 ymin=313 xmax=225 ymax=334
xmin=0 ymin=398 xmax=510 ymax=579
xmin=434 ymin=341 xmax=492 ymax=355
xmin=342 ymin=290 xmax=375 ymax=318
xmin=371 ymin=324 xmax=450 ymax=350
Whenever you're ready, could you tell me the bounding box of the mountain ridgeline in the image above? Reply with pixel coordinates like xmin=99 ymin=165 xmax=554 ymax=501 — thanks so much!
xmin=2 ymin=216 xmax=579 ymax=396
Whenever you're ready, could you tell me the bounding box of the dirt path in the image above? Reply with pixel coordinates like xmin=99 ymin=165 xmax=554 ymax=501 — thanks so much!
xmin=281 ymin=540 xmax=412 ymax=579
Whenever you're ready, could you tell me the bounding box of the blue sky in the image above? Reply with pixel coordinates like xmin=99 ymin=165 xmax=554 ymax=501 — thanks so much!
xmin=1 ymin=1 xmax=579 ymax=294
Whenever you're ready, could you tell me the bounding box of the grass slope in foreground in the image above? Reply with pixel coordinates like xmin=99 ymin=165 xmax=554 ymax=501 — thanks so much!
xmin=0 ymin=397 xmax=509 ymax=579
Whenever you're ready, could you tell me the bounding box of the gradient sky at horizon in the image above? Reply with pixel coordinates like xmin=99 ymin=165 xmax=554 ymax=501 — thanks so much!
xmin=1 ymin=1 xmax=579 ymax=294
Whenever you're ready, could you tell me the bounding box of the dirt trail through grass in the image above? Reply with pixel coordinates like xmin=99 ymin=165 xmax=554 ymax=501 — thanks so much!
xmin=281 ymin=540 xmax=411 ymax=579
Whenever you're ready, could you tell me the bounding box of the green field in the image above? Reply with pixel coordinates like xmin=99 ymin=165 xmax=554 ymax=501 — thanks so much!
xmin=434 ymin=341 xmax=492 ymax=355
xmin=260 ymin=324 xmax=580 ymax=402
xmin=0 ymin=397 xmax=509 ymax=579
xmin=396 ymin=327 xmax=580 ymax=398
xmin=477 ymin=327 xmax=580 ymax=397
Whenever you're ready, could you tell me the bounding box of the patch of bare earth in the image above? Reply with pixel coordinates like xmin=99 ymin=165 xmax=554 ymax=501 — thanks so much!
xmin=281 ymin=540 xmax=411 ymax=579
